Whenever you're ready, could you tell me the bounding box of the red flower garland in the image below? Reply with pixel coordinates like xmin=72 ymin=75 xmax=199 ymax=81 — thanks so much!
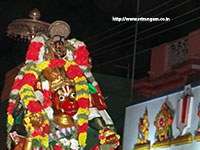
xmin=32 ymin=129 xmax=45 ymax=137
xmin=12 ymin=73 xmax=37 ymax=90
xmin=49 ymin=59 xmax=66 ymax=68
xmin=74 ymin=46 xmax=89 ymax=67
xmin=43 ymin=124 xmax=50 ymax=134
xmin=78 ymin=123 xmax=88 ymax=134
xmin=27 ymin=101 xmax=44 ymax=113
xmin=31 ymin=123 xmax=50 ymax=137
xmin=7 ymin=102 xmax=15 ymax=115
xmin=55 ymin=145 xmax=63 ymax=150
xmin=77 ymin=98 xmax=89 ymax=109
xmin=25 ymin=42 xmax=43 ymax=61
xmin=43 ymin=89 xmax=52 ymax=108
xmin=8 ymin=58 xmax=90 ymax=148
xmin=66 ymin=65 xmax=84 ymax=79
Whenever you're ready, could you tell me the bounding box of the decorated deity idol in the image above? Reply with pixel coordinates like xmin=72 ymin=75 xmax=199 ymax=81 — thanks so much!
xmin=134 ymin=107 xmax=150 ymax=150
xmin=137 ymin=107 xmax=149 ymax=144
xmin=7 ymin=20 xmax=120 ymax=150
xmin=152 ymin=102 xmax=173 ymax=148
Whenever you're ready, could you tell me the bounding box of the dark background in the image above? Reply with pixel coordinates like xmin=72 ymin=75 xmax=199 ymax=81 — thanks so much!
xmin=1 ymin=0 xmax=200 ymax=149
xmin=1 ymin=0 xmax=200 ymax=90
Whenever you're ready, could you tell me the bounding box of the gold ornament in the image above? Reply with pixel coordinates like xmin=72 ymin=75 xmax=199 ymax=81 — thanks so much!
xmin=36 ymin=81 xmax=42 ymax=90
xmin=53 ymin=110 xmax=74 ymax=128
xmin=42 ymin=67 xmax=75 ymax=92
xmin=24 ymin=135 xmax=33 ymax=150
xmin=152 ymin=102 xmax=173 ymax=149
xmin=30 ymin=112 xmax=43 ymax=128
xmin=155 ymin=109 xmax=169 ymax=136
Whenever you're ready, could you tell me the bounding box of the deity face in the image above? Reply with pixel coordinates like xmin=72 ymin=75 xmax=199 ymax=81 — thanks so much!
xmin=53 ymin=41 xmax=66 ymax=58
xmin=53 ymin=85 xmax=79 ymax=116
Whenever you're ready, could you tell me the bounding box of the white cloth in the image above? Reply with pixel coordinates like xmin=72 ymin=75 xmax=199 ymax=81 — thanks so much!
xmin=89 ymin=107 xmax=113 ymax=125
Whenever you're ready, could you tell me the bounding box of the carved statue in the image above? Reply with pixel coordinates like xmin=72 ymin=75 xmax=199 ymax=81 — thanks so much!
xmin=137 ymin=108 xmax=149 ymax=144
xmin=154 ymin=103 xmax=173 ymax=142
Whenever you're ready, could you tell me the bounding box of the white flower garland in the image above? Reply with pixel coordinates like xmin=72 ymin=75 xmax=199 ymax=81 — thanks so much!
xmin=67 ymin=38 xmax=85 ymax=49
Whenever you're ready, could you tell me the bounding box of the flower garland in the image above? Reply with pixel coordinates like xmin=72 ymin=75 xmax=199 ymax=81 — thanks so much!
xmin=37 ymin=59 xmax=90 ymax=147
xmin=7 ymin=64 xmax=50 ymax=148
xmin=67 ymin=39 xmax=103 ymax=98
xmin=43 ymin=89 xmax=52 ymax=108
xmin=98 ymin=126 xmax=120 ymax=149
xmin=55 ymin=138 xmax=79 ymax=150
xmin=7 ymin=66 xmax=26 ymax=149
xmin=7 ymin=34 xmax=113 ymax=149
xmin=7 ymin=58 xmax=89 ymax=149
xmin=25 ymin=34 xmax=47 ymax=64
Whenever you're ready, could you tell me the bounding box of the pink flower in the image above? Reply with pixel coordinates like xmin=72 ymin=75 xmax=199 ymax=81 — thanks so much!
xmin=98 ymin=135 xmax=104 ymax=140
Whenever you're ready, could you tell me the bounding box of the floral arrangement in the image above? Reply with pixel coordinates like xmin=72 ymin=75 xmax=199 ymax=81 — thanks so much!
xmin=98 ymin=126 xmax=120 ymax=150
xmin=7 ymin=35 xmax=90 ymax=149
xmin=7 ymin=63 xmax=50 ymax=149
xmin=67 ymin=39 xmax=103 ymax=99
xmin=7 ymin=34 xmax=119 ymax=150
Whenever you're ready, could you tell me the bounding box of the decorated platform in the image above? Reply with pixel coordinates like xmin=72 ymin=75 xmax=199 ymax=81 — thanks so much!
xmin=123 ymin=83 xmax=200 ymax=150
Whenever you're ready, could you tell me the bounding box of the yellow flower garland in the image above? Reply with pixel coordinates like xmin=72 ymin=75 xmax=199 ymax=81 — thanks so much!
xmin=23 ymin=59 xmax=89 ymax=148
xmin=7 ymin=57 xmax=89 ymax=149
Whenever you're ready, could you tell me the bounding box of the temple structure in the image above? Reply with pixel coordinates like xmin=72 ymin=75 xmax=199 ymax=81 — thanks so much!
xmin=133 ymin=29 xmax=200 ymax=98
